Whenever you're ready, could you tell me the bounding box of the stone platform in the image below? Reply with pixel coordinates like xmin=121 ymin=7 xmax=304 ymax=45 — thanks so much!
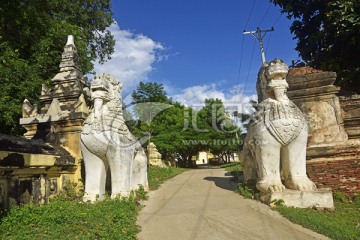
xmin=260 ymin=189 xmax=334 ymax=209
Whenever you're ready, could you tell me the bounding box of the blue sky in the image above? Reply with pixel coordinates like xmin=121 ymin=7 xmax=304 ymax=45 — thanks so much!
xmin=94 ymin=0 xmax=300 ymax=112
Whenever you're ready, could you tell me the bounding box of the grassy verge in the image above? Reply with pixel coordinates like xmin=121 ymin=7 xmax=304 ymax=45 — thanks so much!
xmin=0 ymin=195 xmax=141 ymax=239
xmin=220 ymin=162 xmax=243 ymax=178
xmin=223 ymin=162 xmax=360 ymax=240
xmin=148 ymin=166 xmax=188 ymax=190
xmin=0 ymin=166 xmax=187 ymax=239
xmin=276 ymin=194 xmax=360 ymax=240
xmin=220 ymin=162 xmax=257 ymax=199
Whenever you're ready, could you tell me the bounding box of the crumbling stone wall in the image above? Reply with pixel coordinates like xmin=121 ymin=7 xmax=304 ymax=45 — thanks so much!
xmin=340 ymin=95 xmax=360 ymax=139
xmin=287 ymin=67 xmax=360 ymax=196
xmin=287 ymin=67 xmax=348 ymax=146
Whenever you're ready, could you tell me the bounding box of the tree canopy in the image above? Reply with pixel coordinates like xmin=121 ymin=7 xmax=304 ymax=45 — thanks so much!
xmin=270 ymin=0 xmax=360 ymax=93
xmin=129 ymin=81 xmax=173 ymax=146
xmin=197 ymin=99 xmax=241 ymax=163
xmin=130 ymin=82 xmax=242 ymax=167
xmin=131 ymin=82 xmax=173 ymax=122
xmin=0 ymin=0 xmax=115 ymax=134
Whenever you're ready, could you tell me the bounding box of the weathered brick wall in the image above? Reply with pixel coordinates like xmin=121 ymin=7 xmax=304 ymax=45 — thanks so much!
xmin=286 ymin=67 xmax=360 ymax=197
xmin=307 ymin=159 xmax=360 ymax=196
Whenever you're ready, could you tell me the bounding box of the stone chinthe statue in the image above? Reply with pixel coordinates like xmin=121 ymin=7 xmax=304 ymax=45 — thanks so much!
xmin=242 ymin=59 xmax=316 ymax=193
xmin=81 ymin=74 xmax=148 ymax=202
xmin=241 ymin=59 xmax=334 ymax=208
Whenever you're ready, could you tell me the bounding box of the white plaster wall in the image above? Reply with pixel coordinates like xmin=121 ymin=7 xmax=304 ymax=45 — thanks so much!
xmin=196 ymin=152 xmax=208 ymax=165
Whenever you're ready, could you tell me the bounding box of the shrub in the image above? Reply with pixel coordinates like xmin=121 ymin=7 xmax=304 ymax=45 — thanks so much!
xmin=236 ymin=182 xmax=256 ymax=199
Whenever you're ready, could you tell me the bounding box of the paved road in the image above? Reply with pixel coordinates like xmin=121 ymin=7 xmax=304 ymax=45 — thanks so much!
xmin=137 ymin=166 xmax=329 ymax=240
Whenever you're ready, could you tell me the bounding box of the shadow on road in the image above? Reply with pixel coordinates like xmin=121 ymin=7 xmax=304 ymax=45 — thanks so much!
xmin=204 ymin=176 xmax=237 ymax=191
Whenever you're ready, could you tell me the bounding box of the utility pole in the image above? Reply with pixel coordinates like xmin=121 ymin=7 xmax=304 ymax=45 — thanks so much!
xmin=243 ymin=27 xmax=274 ymax=64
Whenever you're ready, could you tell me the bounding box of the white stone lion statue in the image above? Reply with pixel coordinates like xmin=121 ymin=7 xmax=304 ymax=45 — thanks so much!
xmin=81 ymin=73 xmax=148 ymax=202
xmin=241 ymin=58 xmax=316 ymax=193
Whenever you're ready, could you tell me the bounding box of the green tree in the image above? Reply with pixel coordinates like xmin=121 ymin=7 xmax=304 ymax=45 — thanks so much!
xmin=131 ymin=81 xmax=172 ymax=121
xmin=130 ymin=83 xmax=243 ymax=167
xmin=197 ymin=99 xmax=241 ymax=163
xmin=270 ymin=0 xmax=360 ymax=93
xmin=151 ymin=104 xmax=206 ymax=167
xmin=0 ymin=0 xmax=115 ymax=134
xmin=131 ymin=81 xmax=173 ymax=145
xmin=233 ymin=99 xmax=258 ymax=131
xmin=0 ymin=44 xmax=41 ymax=134
xmin=130 ymin=82 xmax=205 ymax=167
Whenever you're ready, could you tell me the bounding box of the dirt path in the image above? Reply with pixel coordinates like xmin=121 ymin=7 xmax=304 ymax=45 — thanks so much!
xmin=137 ymin=166 xmax=329 ymax=240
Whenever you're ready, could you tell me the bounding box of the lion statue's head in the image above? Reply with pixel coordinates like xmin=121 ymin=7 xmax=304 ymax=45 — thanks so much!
xmin=256 ymin=58 xmax=289 ymax=102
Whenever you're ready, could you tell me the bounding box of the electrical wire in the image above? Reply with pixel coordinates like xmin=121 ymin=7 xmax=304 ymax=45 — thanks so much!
xmin=244 ymin=0 xmax=256 ymax=30
xmin=258 ymin=3 xmax=272 ymax=27
xmin=260 ymin=11 xmax=283 ymax=72
xmin=240 ymin=38 xmax=257 ymax=101
xmin=235 ymin=35 xmax=245 ymax=100
xmin=235 ymin=0 xmax=257 ymax=102
xmin=265 ymin=32 xmax=272 ymax=54
xmin=272 ymin=12 xmax=283 ymax=28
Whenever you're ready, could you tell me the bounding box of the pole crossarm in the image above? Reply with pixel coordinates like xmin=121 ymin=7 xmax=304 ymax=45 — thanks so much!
xmin=243 ymin=27 xmax=274 ymax=64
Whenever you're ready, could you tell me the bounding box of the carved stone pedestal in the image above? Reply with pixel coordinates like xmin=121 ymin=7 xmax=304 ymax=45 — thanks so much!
xmin=260 ymin=189 xmax=334 ymax=209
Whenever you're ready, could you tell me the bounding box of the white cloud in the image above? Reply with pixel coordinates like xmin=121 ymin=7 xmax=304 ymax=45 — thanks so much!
xmin=172 ymin=83 xmax=257 ymax=112
xmin=92 ymin=22 xmax=164 ymax=96
xmin=157 ymin=52 xmax=179 ymax=62
xmin=172 ymin=83 xmax=224 ymax=106
xmin=170 ymin=82 xmax=257 ymax=130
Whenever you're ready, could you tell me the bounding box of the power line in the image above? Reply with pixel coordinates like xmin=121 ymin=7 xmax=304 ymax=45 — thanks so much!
xmin=265 ymin=32 xmax=272 ymax=54
xmin=262 ymin=12 xmax=283 ymax=62
xmin=240 ymin=38 xmax=257 ymax=101
xmin=244 ymin=0 xmax=257 ymax=30
xmin=272 ymin=12 xmax=283 ymax=28
xmin=235 ymin=35 xmax=245 ymax=99
xmin=235 ymin=0 xmax=256 ymax=101
xmin=258 ymin=3 xmax=272 ymax=27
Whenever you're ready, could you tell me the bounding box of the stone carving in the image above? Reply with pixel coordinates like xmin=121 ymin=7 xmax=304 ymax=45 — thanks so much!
xmin=20 ymin=35 xmax=89 ymax=142
xmin=242 ymin=58 xmax=316 ymax=194
xmin=81 ymin=73 xmax=148 ymax=202
xmin=19 ymin=35 xmax=91 ymax=191
xmin=22 ymin=99 xmax=38 ymax=118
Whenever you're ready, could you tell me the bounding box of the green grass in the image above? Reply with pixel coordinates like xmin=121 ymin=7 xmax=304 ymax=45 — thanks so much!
xmin=276 ymin=195 xmax=360 ymax=240
xmin=0 ymin=166 xmax=187 ymax=239
xmin=222 ymin=163 xmax=360 ymax=240
xmin=220 ymin=162 xmax=243 ymax=178
xmin=221 ymin=163 xmax=258 ymax=199
xmin=0 ymin=197 xmax=140 ymax=239
xmin=148 ymin=166 xmax=188 ymax=190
